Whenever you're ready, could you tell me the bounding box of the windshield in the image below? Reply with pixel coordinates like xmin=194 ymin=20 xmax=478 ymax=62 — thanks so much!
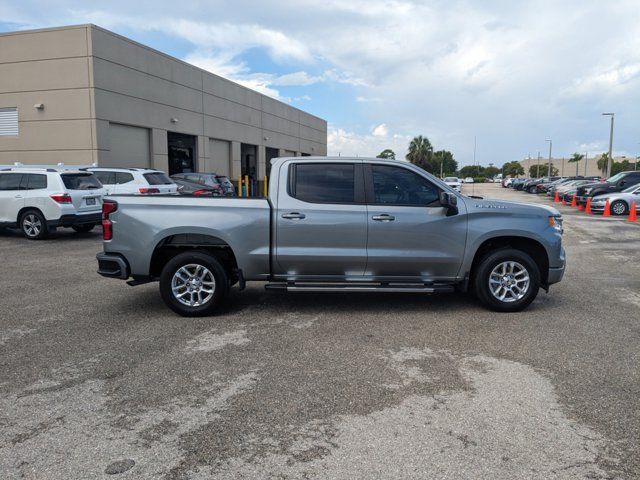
xmin=622 ymin=184 xmax=640 ymax=193
xmin=444 ymin=177 xmax=459 ymax=182
xmin=143 ymin=172 xmax=173 ymax=185
xmin=61 ymin=173 xmax=102 ymax=190
xmin=606 ymin=172 xmax=626 ymax=183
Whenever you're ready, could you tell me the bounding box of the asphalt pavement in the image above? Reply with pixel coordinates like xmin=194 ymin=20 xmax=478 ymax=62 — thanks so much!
xmin=0 ymin=183 xmax=638 ymax=479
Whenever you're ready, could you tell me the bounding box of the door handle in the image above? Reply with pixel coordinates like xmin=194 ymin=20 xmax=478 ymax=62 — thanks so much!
xmin=372 ymin=214 xmax=395 ymax=222
xmin=14 ymin=195 xmax=23 ymax=199
xmin=282 ymin=212 xmax=306 ymax=220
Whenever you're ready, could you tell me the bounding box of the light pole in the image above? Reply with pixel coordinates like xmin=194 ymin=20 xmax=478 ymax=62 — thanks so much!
xmin=584 ymin=151 xmax=588 ymax=176
xmin=602 ymin=113 xmax=614 ymax=178
xmin=536 ymin=151 xmax=541 ymax=178
xmin=545 ymin=139 xmax=552 ymax=178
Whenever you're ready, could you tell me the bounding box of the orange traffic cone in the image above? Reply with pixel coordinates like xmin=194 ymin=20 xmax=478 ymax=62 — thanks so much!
xmin=578 ymin=202 xmax=584 ymax=211
xmin=561 ymin=196 xmax=567 ymax=205
xmin=570 ymin=195 xmax=577 ymax=207
xmin=603 ymin=198 xmax=611 ymax=217
xmin=585 ymin=197 xmax=592 ymax=214
xmin=553 ymin=191 xmax=560 ymax=203
xmin=629 ymin=202 xmax=637 ymax=222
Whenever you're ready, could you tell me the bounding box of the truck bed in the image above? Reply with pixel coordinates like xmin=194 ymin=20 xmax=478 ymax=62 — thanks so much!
xmin=103 ymin=195 xmax=272 ymax=280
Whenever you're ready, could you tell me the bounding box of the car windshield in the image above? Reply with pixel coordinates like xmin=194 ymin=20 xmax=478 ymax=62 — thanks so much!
xmin=143 ymin=172 xmax=173 ymax=185
xmin=61 ymin=173 xmax=102 ymax=190
xmin=444 ymin=177 xmax=459 ymax=182
xmin=622 ymin=184 xmax=640 ymax=193
xmin=606 ymin=172 xmax=626 ymax=183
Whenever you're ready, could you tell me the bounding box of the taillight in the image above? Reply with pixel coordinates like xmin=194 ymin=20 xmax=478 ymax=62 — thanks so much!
xmin=102 ymin=200 xmax=118 ymax=240
xmin=50 ymin=193 xmax=72 ymax=204
xmin=139 ymin=187 xmax=160 ymax=194
xmin=193 ymin=189 xmax=212 ymax=196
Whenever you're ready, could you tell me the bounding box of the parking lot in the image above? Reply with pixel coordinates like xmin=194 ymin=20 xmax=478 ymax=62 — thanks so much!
xmin=1 ymin=183 xmax=638 ymax=479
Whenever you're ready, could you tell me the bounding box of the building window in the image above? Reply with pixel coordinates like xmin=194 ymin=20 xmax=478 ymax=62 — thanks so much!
xmin=0 ymin=107 xmax=18 ymax=136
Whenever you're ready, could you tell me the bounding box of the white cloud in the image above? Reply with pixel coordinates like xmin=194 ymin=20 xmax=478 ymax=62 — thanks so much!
xmin=372 ymin=124 xmax=388 ymax=137
xmin=328 ymin=125 xmax=411 ymax=158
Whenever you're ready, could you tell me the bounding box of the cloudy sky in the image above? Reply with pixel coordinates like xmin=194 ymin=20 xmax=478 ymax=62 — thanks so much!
xmin=1 ymin=0 xmax=639 ymax=165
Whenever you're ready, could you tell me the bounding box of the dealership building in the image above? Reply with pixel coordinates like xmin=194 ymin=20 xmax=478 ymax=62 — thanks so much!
xmin=0 ymin=24 xmax=327 ymax=182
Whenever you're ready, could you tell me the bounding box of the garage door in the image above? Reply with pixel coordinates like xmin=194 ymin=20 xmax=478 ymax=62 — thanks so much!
xmin=208 ymin=139 xmax=231 ymax=176
xmin=105 ymin=123 xmax=150 ymax=168
xmin=283 ymin=150 xmax=296 ymax=157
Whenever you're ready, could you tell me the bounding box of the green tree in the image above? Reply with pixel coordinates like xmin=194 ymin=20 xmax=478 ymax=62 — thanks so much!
xmin=459 ymin=165 xmax=483 ymax=178
xmin=484 ymin=166 xmax=500 ymax=178
xmin=568 ymin=153 xmax=584 ymax=176
xmin=502 ymin=161 xmax=525 ymax=177
xmin=529 ymin=163 xmax=558 ymax=177
xmin=377 ymin=149 xmax=396 ymax=160
xmin=597 ymin=153 xmax=609 ymax=175
xmin=432 ymin=150 xmax=458 ymax=176
xmin=406 ymin=135 xmax=433 ymax=172
xmin=611 ymin=159 xmax=631 ymax=176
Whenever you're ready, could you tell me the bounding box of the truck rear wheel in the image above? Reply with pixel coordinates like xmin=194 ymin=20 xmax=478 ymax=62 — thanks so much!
xmin=159 ymin=251 xmax=229 ymax=317
xmin=473 ymin=248 xmax=540 ymax=312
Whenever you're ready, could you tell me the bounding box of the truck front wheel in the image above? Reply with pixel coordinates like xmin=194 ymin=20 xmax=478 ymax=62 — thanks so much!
xmin=159 ymin=251 xmax=229 ymax=317
xmin=473 ymin=248 xmax=540 ymax=312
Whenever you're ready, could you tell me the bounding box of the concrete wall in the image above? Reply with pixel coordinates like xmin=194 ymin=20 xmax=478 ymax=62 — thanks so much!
xmin=0 ymin=25 xmax=96 ymax=165
xmin=519 ymin=156 xmax=633 ymax=178
xmin=0 ymin=24 xmax=328 ymax=174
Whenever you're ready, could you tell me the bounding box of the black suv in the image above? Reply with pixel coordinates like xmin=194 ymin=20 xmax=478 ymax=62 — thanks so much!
xmin=576 ymin=171 xmax=640 ymax=205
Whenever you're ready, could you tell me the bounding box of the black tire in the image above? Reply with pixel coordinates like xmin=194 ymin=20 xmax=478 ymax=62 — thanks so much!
xmin=473 ymin=248 xmax=540 ymax=312
xmin=529 ymin=186 xmax=537 ymax=194
xmin=72 ymin=224 xmax=95 ymax=233
xmin=610 ymin=200 xmax=628 ymax=216
xmin=20 ymin=210 xmax=48 ymax=240
xmin=159 ymin=251 xmax=229 ymax=317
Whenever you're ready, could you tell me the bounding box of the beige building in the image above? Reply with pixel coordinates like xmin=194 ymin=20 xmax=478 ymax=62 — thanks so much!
xmin=519 ymin=154 xmax=636 ymax=178
xmin=0 ymin=24 xmax=327 ymax=180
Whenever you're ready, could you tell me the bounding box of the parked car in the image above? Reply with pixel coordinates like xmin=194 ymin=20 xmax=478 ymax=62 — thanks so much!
xmin=87 ymin=168 xmax=177 ymax=195
xmin=443 ymin=176 xmax=462 ymax=192
xmin=590 ymin=184 xmax=640 ymax=215
xmin=464 ymin=177 xmax=474 ymax=184
xmin=173 ymin=177 xmax=222 ymax=196
xmin=0 ymin=168 xmax=104 ymax=239
xmin=512 ymin=178 xmax=529 ymax=190
xmin=171 ymin=173 xmax=232 ymax=196
xmin=576 ymin=171 xmax=640 ymax=206
xmin=97 ymin=157 xmax=565 ymax=315
xmin=501 ymin=177 xmax=513 ymax=188
xmin=550 ymin=179 xmax=595 ymax=197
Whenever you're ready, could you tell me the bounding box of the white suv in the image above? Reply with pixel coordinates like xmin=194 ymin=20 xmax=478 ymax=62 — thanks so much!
xmin=87 ymin=168 xmax=177 ymax=195
xmin=0 ymin=168 xmax=104 ymax=239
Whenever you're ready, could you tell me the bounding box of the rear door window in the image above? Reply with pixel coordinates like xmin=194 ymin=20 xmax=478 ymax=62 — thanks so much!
xmin=0 ymin=173 xmax=24 ymax=191
xmin=61 ymin=173 xmax=103 ymax=190
xmin=26 ymin=174 xmax=47 ymax=190
xmin=93 ymin=171 xmax=116 ymax=185
xmin=290 ymin=163 xmax=355 ymax=203
xmin=143 ymin=172 xmax=173 ymax=185
xmin=115 ymin=172 xmax=134 ymax=184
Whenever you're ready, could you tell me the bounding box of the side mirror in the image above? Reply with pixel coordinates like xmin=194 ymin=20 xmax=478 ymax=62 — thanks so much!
xmin=440 ymin=191 xmax=459 ymax=216
xmin=619 ymin=180 xmax=626 ymax=187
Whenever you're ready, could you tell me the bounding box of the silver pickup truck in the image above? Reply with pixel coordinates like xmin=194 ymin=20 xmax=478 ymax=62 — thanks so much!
xmin=97 ymin=157 xmax=565 ymax=315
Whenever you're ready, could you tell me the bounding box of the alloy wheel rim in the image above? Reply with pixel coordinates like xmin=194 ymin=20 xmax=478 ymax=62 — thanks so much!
xmin=23 ymin=214 xmax=42 ymax=237
xmin=489 ymin=261 xmax=530 ymax=303
xmin=171 ymin=264 xmax=216 ymax=307
xmin=612 ymin=202 xmax=626 ymax=215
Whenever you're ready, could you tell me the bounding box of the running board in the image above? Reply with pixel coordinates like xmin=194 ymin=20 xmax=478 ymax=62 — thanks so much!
xmin=265 ymin=282 xmax=454 ymax=293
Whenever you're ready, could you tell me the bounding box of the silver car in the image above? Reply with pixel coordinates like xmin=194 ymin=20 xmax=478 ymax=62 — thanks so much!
xmin=590 ymin=184 xmax=640 ymax=215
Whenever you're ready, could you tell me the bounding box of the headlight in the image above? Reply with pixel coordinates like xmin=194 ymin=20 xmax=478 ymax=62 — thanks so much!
xmin=548 ymin=215 xmax=563 ymax=234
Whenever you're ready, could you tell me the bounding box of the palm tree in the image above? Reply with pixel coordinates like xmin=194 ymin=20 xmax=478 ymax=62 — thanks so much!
xmin=406 ymin=135 xmax=433 ymax=171
xmin=568 ymin=152 xmax=584 ymax=176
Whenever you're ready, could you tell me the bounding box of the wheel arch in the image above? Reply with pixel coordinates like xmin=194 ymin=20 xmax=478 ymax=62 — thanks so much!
xmin=469 ymin=235 xmax=550 ymax=288
xmin=149 ymin=233 xmax=239 ymax=280
xmin=17 ymin=206 xmax=45 ymax=224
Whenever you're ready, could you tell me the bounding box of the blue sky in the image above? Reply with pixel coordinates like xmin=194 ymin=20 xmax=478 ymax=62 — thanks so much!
xmin=1 ymin=1 xmax=639 ymax=166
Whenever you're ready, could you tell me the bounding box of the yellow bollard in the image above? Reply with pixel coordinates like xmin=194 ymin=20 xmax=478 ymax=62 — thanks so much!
xmin=263 ymin=176 xmax=268 ymax=197
xmin=244 ymin=175 xmax=249 ymax=197
xmin=237 ymin=175 xmax=242 ymax=197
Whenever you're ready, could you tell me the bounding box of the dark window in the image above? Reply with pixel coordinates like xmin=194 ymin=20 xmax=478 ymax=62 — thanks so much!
xmin=93 ymin=171 xmax=115 ymax=185
xmin=0 ymin=173 xmax=24 ymax=191
xmin=115 ymin=172 xmax=134 ymax=184
xmin=143 ymin=172 xmax=173 ymax=185
xmin=291 ymin=163 xmax=355 ymax=203
xmin=61 ymin=173 xmax=102 ymax=190
xmin=26 ymin=174 xmax=47 ymax=190
xmin=371 ymin=165 xmax=440 ymax=206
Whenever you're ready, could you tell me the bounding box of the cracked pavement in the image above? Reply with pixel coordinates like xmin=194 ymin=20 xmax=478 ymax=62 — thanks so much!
xmin=0 ymin=183 xmax=638 ymax=479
